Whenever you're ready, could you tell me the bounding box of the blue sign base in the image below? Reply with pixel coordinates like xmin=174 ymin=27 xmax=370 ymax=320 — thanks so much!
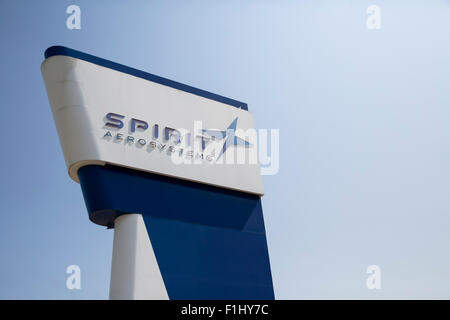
xmin=78 ymin=164 xmax=274 ymax=299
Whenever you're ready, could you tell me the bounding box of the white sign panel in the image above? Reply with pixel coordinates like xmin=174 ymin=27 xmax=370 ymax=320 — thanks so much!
xmin=41 ymin=54 xmax=264 ymax=195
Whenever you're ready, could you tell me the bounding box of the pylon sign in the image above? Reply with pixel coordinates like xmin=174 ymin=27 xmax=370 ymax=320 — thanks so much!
xmin=42 ymin=46 xmax=274 ymax=299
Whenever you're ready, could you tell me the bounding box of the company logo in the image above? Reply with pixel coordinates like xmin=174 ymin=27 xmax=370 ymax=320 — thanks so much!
xmin=102 ymin=112 xmax=254 ymax=164
xmin=202 ymin=117 xmax=252 ymax=160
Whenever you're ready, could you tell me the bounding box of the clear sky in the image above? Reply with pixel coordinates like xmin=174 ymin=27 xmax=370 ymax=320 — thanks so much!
xmin=0 ymin=0 xmax=449 ymax=299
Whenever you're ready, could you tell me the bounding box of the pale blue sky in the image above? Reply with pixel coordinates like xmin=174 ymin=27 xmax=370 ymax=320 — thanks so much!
xmin=0 ymin=0 xmax=449 ymax=299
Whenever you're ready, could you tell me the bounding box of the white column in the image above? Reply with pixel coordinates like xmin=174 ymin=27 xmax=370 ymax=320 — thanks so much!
xmin=109 ymin=214 xmax=169 ymax=300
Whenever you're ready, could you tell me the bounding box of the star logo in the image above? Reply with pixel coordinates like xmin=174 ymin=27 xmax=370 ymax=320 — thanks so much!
xmin=202 ymin=117 xmax=252 ymax=159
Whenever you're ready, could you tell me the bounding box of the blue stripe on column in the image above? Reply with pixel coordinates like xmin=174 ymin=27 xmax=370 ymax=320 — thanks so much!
xmin=78 ymin=164 xmax=274 ymax=300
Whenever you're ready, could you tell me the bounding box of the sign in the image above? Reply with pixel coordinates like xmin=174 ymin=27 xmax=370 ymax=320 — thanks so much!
xmin=41 ymin=46 xmax=274 ymax=300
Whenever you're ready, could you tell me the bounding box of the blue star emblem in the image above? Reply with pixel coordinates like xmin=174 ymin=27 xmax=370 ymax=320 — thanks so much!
xmin=202 ymin=117 xmax=252 ymax=159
